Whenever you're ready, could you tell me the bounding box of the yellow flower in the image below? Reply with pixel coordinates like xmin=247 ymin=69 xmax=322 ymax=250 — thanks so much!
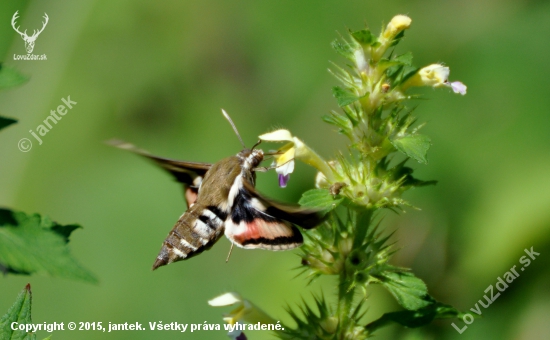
xmin=403 ymin=64 xmax=467 ymax=95
xmin=382 ymin=15 xmax=412 ymax=39
xmin=259 ymin=129 xmax=334 ymax=187
xmin=415 ymin=64 xmax=449 ymax=87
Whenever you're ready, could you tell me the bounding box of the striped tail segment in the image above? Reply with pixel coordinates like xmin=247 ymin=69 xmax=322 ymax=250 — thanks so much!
xmin=152 ymin=204 xmax=227 ymax=270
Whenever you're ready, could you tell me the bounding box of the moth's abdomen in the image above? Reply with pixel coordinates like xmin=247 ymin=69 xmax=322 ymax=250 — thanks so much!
xmin=152 ymin=204 xmax=226 ymax=270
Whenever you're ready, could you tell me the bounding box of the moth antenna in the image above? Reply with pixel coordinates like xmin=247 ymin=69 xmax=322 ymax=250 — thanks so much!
xmin=225 ymin=243 xmax=235 ymax=263
xmin=251 ymin=139 xmax=262 ymax=150
xmin=221 ymin=109 xmax=246 ymax=149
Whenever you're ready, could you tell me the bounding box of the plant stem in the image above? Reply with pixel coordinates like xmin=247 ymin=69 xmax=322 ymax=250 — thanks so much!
xmin=338 ymin=208 xmax=373 ymax=338
xmin=337 ymin=266 xmax=355 ymax=338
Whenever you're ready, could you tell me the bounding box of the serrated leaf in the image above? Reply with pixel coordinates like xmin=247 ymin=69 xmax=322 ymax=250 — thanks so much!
xmin=0 ymin=208 xmax=97 ymax=283
xmin=49 ymin=223 xmax=81 ymax=243
xmin=388 ymin=161 xmax=437 ymax=188
xmin=391 ymin=134 xmax=431 ymax=164
xmin=299 ymin=189 xmax=343 ymax=215
xmin=332 ymin=86 xmax=359 ymax=107
xmin=365 ymin=297 xmax=465 ymax=334
xmin=377 ymin=270 xmax=430 ymax=310
xmin=331 ymin=40 xmax=354 ymax=60
xmin=351 ymin=29 xmax=375 ymax=46
xmin=394 ymin=52 xmax=413 ymax=66
xmin=39 ymin=215 xmax=82 ymax=243
xmin=0 ymin=284 xmax=36 ymax=340
xmin=0 ymin=117 xmax=17 ymax=131
xmin=0 ymin=65 xmax=29 ymax=90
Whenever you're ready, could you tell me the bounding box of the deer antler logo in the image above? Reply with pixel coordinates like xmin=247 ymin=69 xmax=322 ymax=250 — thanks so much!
xmin=11 ymin=11 xmax=49 ymax=54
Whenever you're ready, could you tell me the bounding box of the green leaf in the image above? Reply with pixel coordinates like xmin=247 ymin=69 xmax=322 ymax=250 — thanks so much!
xmin=0 ymin=65 xmax=29 ymax=90
xmin=390 ymin=30 xmax=405 ymax=47
xmin=365 ymin=297 xmax=465 ymax=334
xmin=39 ymin=215 xmax=82 ymax=243
xmin=398 ymin=65 xmax=419 ymax=85
xmin=394 ymin=52 xmax=413 ymax=66
xmin=387 ymin=160 xmax=437 ymax=189
xmin=0 ymin=208 xmax=97 ymax=283
xmin=0 ymin=117 xmax=17 ymax=131
xmin=322 ymin=112 xmax=353 ymax=137
xmin=376 ymin=270 xmax=430 ymax=310
xmin=391 ymin=134 xmax=431 ymax=164
xmin=0 ymin=284 xmax=36 ymax=340
xmin=351 ymin=29 xmax=376 ymax=46
xmin=332 ymin=86 xmax=365 ymax=107
xmin=378 ymin=59 xmax=400 ymax=74
xmin=331 ymin=40 xmax=354 ymax=60
xmin=385 ymin=64 xmax=403 ymax=82
xmin=299 ymin=189 xmax=343 ymax=215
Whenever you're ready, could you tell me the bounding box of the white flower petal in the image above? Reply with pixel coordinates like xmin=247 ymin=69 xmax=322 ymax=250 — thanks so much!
xmin=418 ymin=64 xmax=449 ymax=87
xmin=276 ymin=159 xmax=294 ymax=176
xmin=259 ymin=129 xmax=294 ymax=142
xmin=208 ymin=292 xmax=242 ymax=307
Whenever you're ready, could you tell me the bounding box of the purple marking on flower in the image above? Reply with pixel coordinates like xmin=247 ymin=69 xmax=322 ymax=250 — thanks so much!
xmin=279 ymin=174 xmax=290 ymax=188
xmin=450 ymin=81 xmax=467 ymax=95
xmin=228 ymin=329 xmax=247 ymax=340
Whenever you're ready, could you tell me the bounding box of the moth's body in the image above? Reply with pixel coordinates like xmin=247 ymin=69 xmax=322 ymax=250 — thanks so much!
xmin=110 ymin=141 xmax=321 ymax=270
xmin=154 ymin=150 xmax=262 ymax=268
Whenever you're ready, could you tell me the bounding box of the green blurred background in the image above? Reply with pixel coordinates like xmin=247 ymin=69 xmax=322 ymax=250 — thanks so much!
xmin=1 ymin=0 xmax=550 ymax=339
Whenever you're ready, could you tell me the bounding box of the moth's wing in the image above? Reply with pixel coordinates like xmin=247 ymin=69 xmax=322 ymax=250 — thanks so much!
xmin=241 ymin=180 xmax=324 ymax=229
xmin=108 ymin=139 xmax=211 ymax=206
xmin=224 ymin=179 xmax=324 ymax=250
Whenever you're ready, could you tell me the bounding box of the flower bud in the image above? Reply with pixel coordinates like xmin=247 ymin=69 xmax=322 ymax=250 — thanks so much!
xmin=315 ymin=172 xmax=329 ymax=189
xmin=383 ymin=15 xmax=412 ymax=39
xmin=320 ymin=316 xmax=339 ymax=334
xmin=338 ymin=238 xmax=353 ymax=257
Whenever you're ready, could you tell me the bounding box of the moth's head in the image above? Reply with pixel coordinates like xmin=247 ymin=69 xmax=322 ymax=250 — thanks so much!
xmin=238 ymin=148 xmax=264 ymax=169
